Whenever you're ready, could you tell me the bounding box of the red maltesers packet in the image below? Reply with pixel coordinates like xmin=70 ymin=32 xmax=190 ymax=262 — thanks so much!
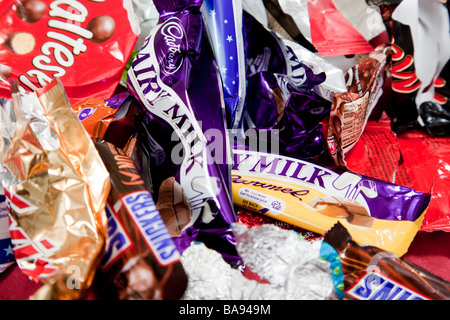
xmin=0 ymin=0 xmax=139 ymax=105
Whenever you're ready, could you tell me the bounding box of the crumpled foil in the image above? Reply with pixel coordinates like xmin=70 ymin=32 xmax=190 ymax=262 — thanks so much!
xmin=180 ymin=223 xmax=336 ymax=300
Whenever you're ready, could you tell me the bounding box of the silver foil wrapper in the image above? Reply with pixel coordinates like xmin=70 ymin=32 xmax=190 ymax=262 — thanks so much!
xmin=180 ymin=223 xmax=336 ymax=300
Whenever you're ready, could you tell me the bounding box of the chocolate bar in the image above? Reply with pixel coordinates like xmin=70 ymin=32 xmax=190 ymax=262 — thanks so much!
xmin=325 ymin=222 xmax=450 ymax=300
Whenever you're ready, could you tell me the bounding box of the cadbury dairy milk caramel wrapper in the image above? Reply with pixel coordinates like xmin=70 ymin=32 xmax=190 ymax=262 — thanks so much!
xmin=127 ymin=0 xmax=240 ymax=265
xmin=231 ymin=147 xmax=430 ymax=257
xmin=95 ymin=139 xmax=187 ymax=300
xmin=0 ymin=79 xmax=110 ymax=299
xmin=0 ymin=0 xmax=139 ymax=105
xmin=326 ymin=45 xmax=388 ymax=168
xmin=325 ymin=222 xmax=450 ymax=300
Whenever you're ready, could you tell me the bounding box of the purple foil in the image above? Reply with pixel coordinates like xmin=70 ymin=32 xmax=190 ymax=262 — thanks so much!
xmin=127 ymin=0 xmax=240 ymax=266
xmin=242 ymin=12 xmax=330 ymax=160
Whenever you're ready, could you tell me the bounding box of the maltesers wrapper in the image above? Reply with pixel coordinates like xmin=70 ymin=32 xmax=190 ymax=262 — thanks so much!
xmin=94 ymin=139 xmax=188 ymax=300
xmin=0 ymin=0 xmax=139 ymax=106
xmin=126 ymin=0 xmax=239 ymax=265
xmin=0 ymin=79 xmax=110 ymax=300
xmin=231 ymin=147 xmax=430 ymax=257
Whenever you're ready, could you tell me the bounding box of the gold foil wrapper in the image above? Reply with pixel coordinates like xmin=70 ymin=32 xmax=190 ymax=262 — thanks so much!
xmin=1 ymin=79 xmax=110 ymax=299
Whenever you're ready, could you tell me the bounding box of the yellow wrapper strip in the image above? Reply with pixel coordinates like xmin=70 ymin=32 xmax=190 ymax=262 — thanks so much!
xmin=231 ymin=148 xmax=429 ymax=257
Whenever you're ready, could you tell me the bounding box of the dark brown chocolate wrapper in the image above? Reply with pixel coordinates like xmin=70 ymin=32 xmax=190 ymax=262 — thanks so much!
xmin=94 ymin=139 xmax=187 ymax=300
xmin=324 ymin=222 xmax=450 ymax=300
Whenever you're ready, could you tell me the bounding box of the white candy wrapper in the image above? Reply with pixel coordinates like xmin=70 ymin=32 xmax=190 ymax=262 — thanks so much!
xmin=180 ymin=223 xmax=338 ymax=300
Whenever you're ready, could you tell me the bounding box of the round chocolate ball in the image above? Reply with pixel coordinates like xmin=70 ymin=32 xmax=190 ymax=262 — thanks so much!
xmin=16 ymin=0 xmax=47 ymax=23
xmin=87 ymin=15 xmax=116 ymax=43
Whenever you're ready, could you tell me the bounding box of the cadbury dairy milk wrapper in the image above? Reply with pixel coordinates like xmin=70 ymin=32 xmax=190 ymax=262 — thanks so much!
xmin=95 ymin=139 xmax=187 ymax=300
xmin=0 ymin=0 xmax=139 ymax=105
xmin=231 ymin=147 xmax=430 ymax=257
xmin=0 ymin=79 xmax=110 ymax=299
xmin=127 ymin=0 xmax=240 ymax=265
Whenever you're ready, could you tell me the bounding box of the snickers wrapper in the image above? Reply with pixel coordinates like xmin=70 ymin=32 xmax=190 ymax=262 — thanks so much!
xmin=95 ymin=139 xmax=187 ymax=300
xmin=1 ymin=79 xmax=110 ymax=300
xmin=325 ymin=222 xmax=450 ymax=300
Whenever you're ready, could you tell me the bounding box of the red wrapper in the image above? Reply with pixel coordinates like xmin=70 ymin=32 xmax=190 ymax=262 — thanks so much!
xmin=0 ymin=0 xmax=139 ymax=105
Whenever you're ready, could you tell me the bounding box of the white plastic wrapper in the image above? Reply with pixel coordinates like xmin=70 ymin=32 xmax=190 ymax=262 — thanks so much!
xmin=180 ymin=223 xmax=337 ymax=300
xmin=392 ymin=0 xmax=450 ymax=111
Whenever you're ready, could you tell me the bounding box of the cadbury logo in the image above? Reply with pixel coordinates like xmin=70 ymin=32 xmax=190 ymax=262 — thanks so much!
xmin=159 ymin=17 xmax=185 ymax=76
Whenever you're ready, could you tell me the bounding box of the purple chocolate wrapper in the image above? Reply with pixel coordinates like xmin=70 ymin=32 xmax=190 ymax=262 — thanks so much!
xmin=127 ymin=0 xmax=240 ymax=266
xmin=241 ymin=12 xmax=331 ymax=161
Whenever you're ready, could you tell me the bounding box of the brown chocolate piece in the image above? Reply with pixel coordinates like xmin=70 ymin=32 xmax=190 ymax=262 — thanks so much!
xmin=156 ymin=177 xmax=191 ymax=237
xmin=16 ymin=0 xmax=47 ymax=23
xmin=87 ymin=15 xmax=116 ymax=43
xmin=325 ymin=222 xmax=450 ymax=300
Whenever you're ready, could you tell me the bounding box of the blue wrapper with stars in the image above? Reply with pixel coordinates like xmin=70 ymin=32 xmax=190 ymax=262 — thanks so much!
xmin=201 ymin=0 xmax=247 ymax=130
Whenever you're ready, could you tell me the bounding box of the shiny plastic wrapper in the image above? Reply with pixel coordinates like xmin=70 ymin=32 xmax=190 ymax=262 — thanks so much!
xmin=0 ymin=79 xmax=110 ymax=299
xmin=127 ymin=0 xmax=239 ymax=266
xmin=201 ymin=0 xmax=246 ymax=129
xmin=325 ymin=222 xmax=450 ymax=300
xmin=95 ymin=139 xmax=188 ymax=300
xmin=387 ymin=1 xmax=450 ymax=135
xmin=231 ymin=147 xmax=430 ymax=257
xmin=242 ymin=12 xmax=331 ymax=161
xmin=326 ymin=45 xmax=388 ymax=168
xmin=180 ymin=223 xmax=341 ymax=300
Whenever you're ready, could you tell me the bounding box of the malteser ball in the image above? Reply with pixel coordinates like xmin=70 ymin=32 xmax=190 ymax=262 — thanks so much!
xmin=87 ymin=15 xmax=116 ymax=43
xmin=6 ymin=32 xmax=36 ymax=55
xmin=16 ymin=0 xmax=47 ymax=23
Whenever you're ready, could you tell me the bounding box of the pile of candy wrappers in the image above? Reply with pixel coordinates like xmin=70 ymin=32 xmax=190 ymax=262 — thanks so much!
xmin=1 ymin=0 xmax=450 ymax=300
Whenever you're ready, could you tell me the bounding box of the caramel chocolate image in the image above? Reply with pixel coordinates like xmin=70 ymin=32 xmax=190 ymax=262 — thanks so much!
xmin=308 ymin=196 xmax=374 ymax=228
xmin=156 ymin=177 xmax=191 ymax=237
xmin=15 ymin=0 xmax=46 ymax=23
